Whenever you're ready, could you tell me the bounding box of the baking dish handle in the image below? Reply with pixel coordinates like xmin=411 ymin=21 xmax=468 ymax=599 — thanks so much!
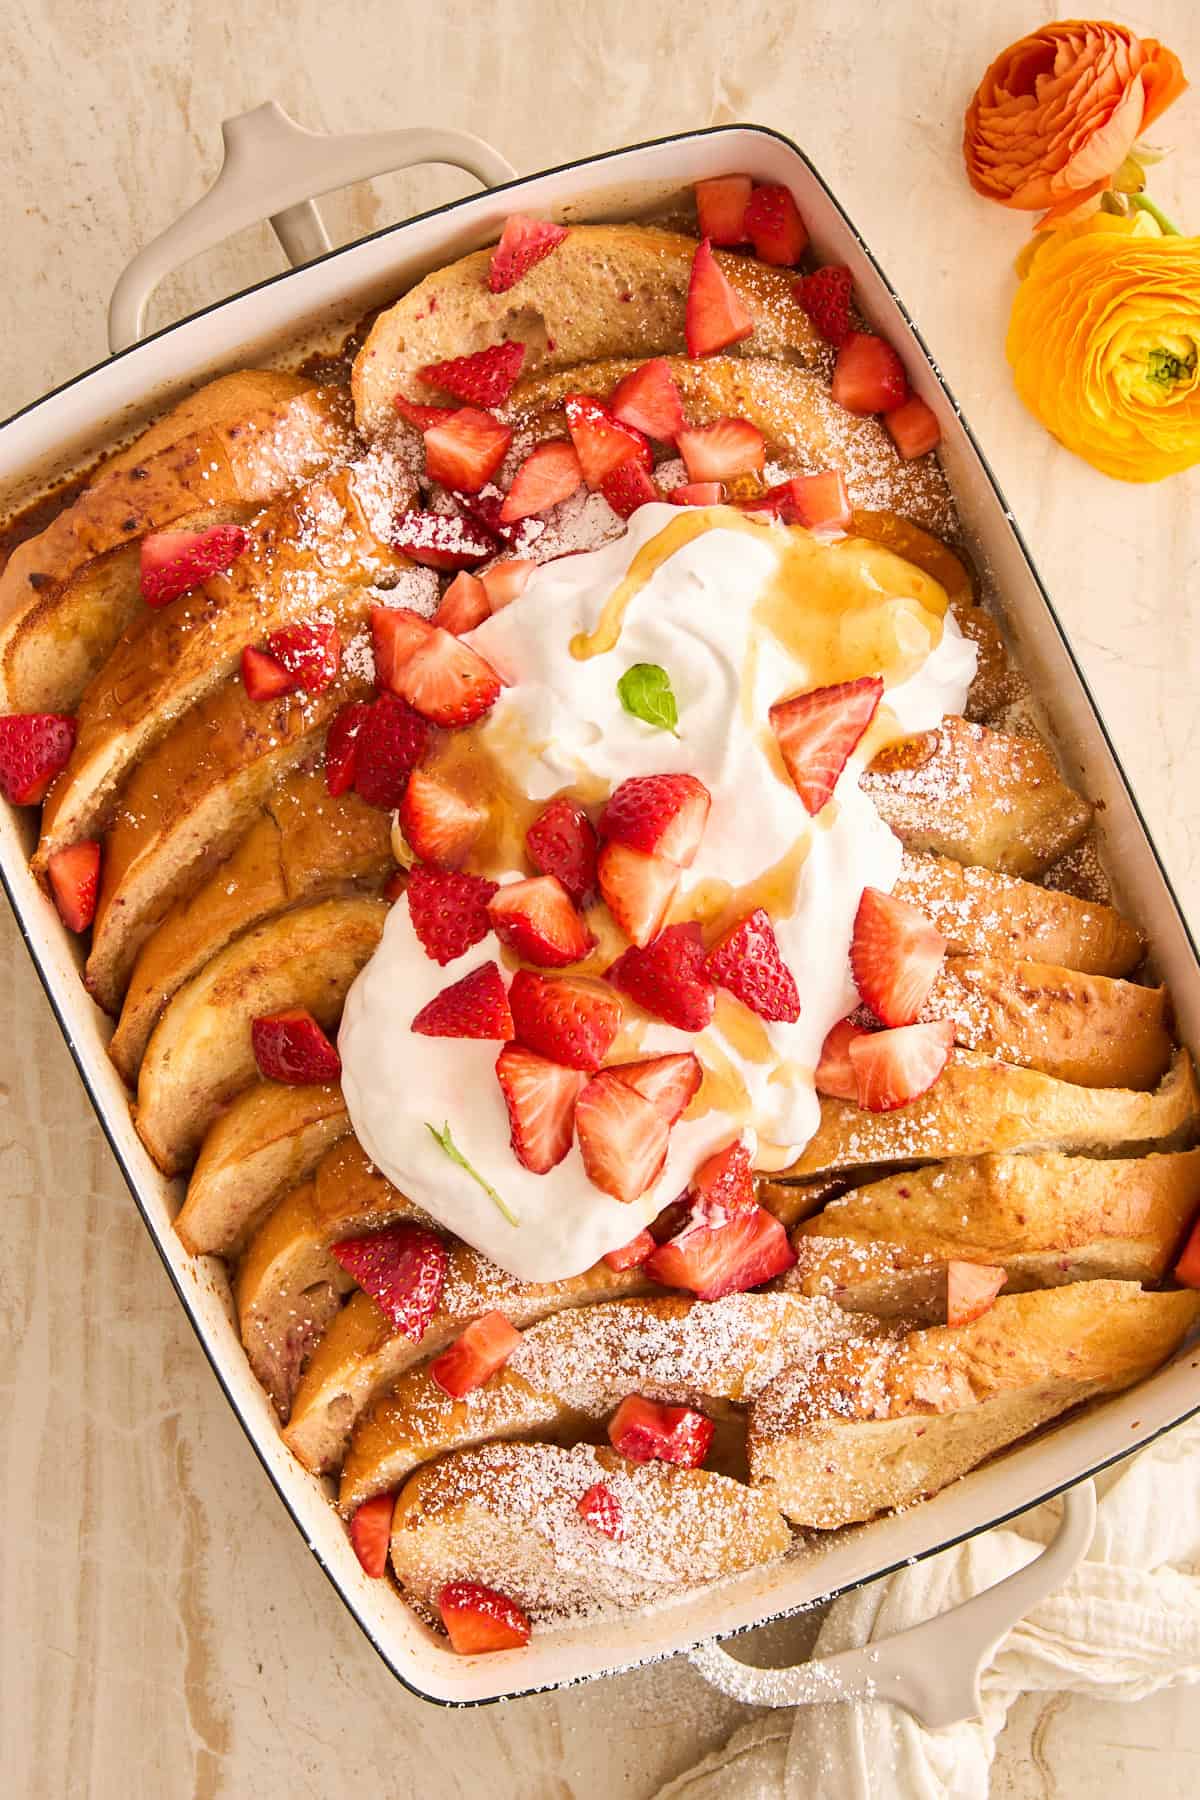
xmin=107 ymin=100 xmax=517 ymax=354
xmin=687 ymin=1477 xmax=1097 ymax=1727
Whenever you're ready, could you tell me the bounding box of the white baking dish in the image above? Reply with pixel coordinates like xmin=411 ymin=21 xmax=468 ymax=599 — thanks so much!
xmin=3 ymin=116 xmax=1199 ymax=1711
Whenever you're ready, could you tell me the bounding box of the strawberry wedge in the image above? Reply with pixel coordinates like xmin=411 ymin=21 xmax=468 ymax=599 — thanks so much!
xmin=251 ymin=1008 xmax=342 ymax=1083
xmin=769 ymin=675 xmax=883 ymax=815
xmin=488 ymin=876 xmax=592 ymax=968
xmin=433 ymin=571 xmax=490 ymax=635
xmin=47 ymin=839 xmax=101 ymax=933
xmin=423 ymin=408 xmax=512 ymax=493
xmin=525 ymin=797 xmax=598 ymax=906
xmin=646 ymin=1201 xmax=795 ymax=1299
xmin=850 ymin=886 xmax=947 ymax=1027
xmin=607 ymin=923 xmax=715 ymax=1033
xmin=495 ymin=1043 xmax=585 ymax=1174
xmin=438 ymin=1580 xmax=531 ymax=1653
xmin=685 ymin=239 xmax=754 ymax=357
xmin=848 ymin=1018 xmax=954 ymax=1111
xmin=814 ymin=1017 xmax=874 ymax=1101
xmin=608 ymin=1395 xmax=713 ymax=1467
xmin=611 ymin=1052 xmax=702 ymax=1124
xmin=430 ymin=1311 xmax=523 ymax=1398
xmin=348 ymin=1492 xmax=395 ymax=1578
xmin=705 ymin=908 xmax=800 ymax=1024
xmin=500 ymin=440 xmax=584 ymax=523
xmin=601 ymin=773 xmax=710 ymax=867
xmin=677 ymin=419 xmax=764 ymax=483
xmin=0 ymin=712 xmax=76 ymax=805
xmin=609 ymin=358 xmax=686 ymax=443
xmin=744 ymin=184 xmax=808 ymax=266
xmin=488 ymin=214 xmax=568 ymax=293
xmin=398 ymin=768 xmax=486 ymax=869
xmin=946 ymin=1261 xmax=1006 ymax=1328
xmin=330 ymin=1222 xmax=447 ymax=1339
xmin=139 ymin=523 xmax=248 ymax=608
xmin=694 ymin=175 xmax=752 ymax=246
xmin=563 ymin=395 xmax=651 ymax=490
xmin=597 ymin=842 xmax=679 ymax=948
xmin=411 ymin=962 xmax=514 ymax=1040
xmin=419 ymin=341 xmax=526 ymax=407
xmin=575 ymin=1069 xmax=670 ymax=1204
xmin=397 ymin=629 xmax=503 ymax=729
xmin=508 ymin=969 xmax=621 ymax=1072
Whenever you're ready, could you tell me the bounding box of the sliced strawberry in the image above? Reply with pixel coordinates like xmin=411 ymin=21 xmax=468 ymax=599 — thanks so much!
xmin=509 ymin=969 xmax=621 ymax=1071
xmin=324 ymin=700 xmax=371 ymax=798
xmin=575 ymin=1069 xmax=670 ymax=1204
xmin=481 ymin=558 xmax=536 ymax=612
xmin=371 ymin=604 xmax=436 ymax=692
xmin=754 ymin=471 xmax=852 ymax=535
xmin=392 ymin=510 xmax=497 ymax=570
xmin=704 ymin=907 xmax=800 ymax=1024
xmin=794 ymin=265 xmax=854 ymax=347
xmin=608 ymin=1395 xmax=713 ymax=1467
xmin=946 ymin=1261 xmax=1006 ymax=1328
xmin=266 ymin=618 xmax=341 ymax=693
xmin=412 ymin=962 xmax=513 ymax=1039
xmin=676 ymin=419 xmax=764 ymax=483
xmin=850 ymin=886 xmax=947 ymax=1027
xmin=694 ymin=175 xmax=752 ymax=245
xmin=406 ymin=865 xmax=498 ymax=966
xmin=596 ymin=842 xmax=679 ymax=949
xmin=563 ymin=394 xmax=651 ymax=490
xmin=330 ymin=1222 xmax=447 ymax=1340
xmin=438 ymin=1579 xmax=531 ymax=1653
xmin=488 ymin=214 xmax=568 ymax=294
xmin=832 ymin=332 xmax=909 ymax=415
xmin=849 ymin=1018 xmax=955 ymax=1112
xmin=814 ymin=1017 xmax=874 ymax=1101
xmin=395 ymin=396 xmax=458 ymax=432
xmin=0 ymin=712 xmax=76 ymax=805
xmin=352 ymin=692 xmax=430 ymax=810
xmin=600 ymin=459 xmax=658 ymax=519
xmin=487 ymin=875 xmax=592 ymax=968
xmin=612 ymin=1051 xmax=702 ymax=1124
xmin=398 ymin=768 xmax=486 ymax=869
xmin=646 ymin=1202 xmax=795 ymax=1300
xmin=139 ymin=523 xmax=248 ymax=608
xmin=398 ymin=629 xmax=502 ymax=728
xmin=499 ymin=440 xmax=584 ymax=523
xmin=600 ymin=773 xmax=710 ymax=867
xmin=1176 ymin=1214 xmax=1200 ymax=1288
xmin=47 ymin=839 xmax=100 ymax=933
xmin=433 ymin=571 xmax=490 ymax=635
xmin=743 ymin=184 xmax=808 ymax=266
xmin=429 ymin=1310 xmax=523 ymax=1398
xmin=607 ymin=923 xmax=715 ymax=1033
xmin=423 ymin=407 xmax=512 ymax=494
xmin=525 ymin=797 xmax=598 ymax=906
xmin=669 ymin=481 xmax=725 ymax=506
xmin=419 ymin=341 xmax=526 ymax=407
xmin=495 ymin=1043 xmax=585 ymax=1173
xmin=251 ymin=1008 xmax=342 ymax=1083
xmin=348 ymin=1491 xmax=394 ymax=1578
xmin=685 ymin=238 xmax=754 ymax=357
xmin=602 ymin=1229 xmax=657 ymax=1273
xmin=609 ymin=358 xmax=686 ymax=443
xmin=769 ymin=675 xmax=884 ymax=815
xmin=885 ymin=395 xmax=941 ymax=459
xmin=576 ymin=1480 xmax=627 ymax=1539
xmin=240 ymin=645 xmax=293 ymax=703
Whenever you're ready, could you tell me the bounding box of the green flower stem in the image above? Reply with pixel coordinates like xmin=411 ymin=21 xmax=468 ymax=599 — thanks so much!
xmin=1129 ymin=192 xmax=1182 ymax=236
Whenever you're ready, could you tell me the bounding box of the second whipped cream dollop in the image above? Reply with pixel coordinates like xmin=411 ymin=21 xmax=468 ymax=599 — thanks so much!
xmin=340 ymin=505 xmax=977 ymax=1282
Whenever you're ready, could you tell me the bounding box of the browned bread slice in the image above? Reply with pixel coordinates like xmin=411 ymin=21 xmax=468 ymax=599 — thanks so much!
xmin=339 ymin=1291 xmax=856 ymax=1514
xmin=0 ymin=375 xmax=356 ymax=711
xmin=353 ymin=225 xmax=826 ymax=438
xmin=175 ymin=1081 xmax=349 ymax=1257
xmin=390 ymin=1440 xmax=790 ymax=1620
xmin=748 ymin=1282 xmax=1200 ymax=1527
xmin=134 ymin=896 xmax=385 ymax=1174
xmin=787 ymin=1149 xmax=1200 ymax=1318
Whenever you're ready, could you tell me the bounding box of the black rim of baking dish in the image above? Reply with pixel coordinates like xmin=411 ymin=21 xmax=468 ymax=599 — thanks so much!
xmin=3 ymin=121 xmax=1200 ymax=1707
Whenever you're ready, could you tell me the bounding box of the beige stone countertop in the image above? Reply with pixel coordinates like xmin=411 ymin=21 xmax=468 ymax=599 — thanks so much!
xmin=3 ymin=1 xmax=1200 ymax=1794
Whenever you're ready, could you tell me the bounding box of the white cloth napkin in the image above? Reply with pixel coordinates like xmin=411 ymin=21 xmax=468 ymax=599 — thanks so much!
xmin=658 ymin=1414 xmax=1200 ymax=1799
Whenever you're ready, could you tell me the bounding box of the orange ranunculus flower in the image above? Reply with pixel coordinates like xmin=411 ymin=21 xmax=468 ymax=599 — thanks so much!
xmin=965 ymin=21 xmax=1187 ymax=222
xmin=1006 ymin=213 xmax=1200 ymax=482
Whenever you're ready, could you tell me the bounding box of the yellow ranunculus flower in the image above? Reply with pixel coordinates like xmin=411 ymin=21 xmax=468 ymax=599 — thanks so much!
xmin=1006 ymin=212 xmax=1200 ymax=481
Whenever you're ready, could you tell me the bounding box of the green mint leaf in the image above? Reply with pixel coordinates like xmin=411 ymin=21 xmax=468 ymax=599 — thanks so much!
xmin=425 ymin=1120 xmax=519 ymax=1227
xmin=618 ymin=662 xmax=681 ymax=737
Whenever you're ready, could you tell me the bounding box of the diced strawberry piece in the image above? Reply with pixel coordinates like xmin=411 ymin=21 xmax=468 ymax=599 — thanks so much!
xmin=139 ymin=524 xmax=248 ymax=608
xmin=419 ymin=341 xmax=526 ymax=407
xmin=453 ymin=487 xmax=520 ymax=546
xmin=47 ymin=839 xmax=100 ymax=933
xmin=352 ymin=693 xmax=430 ymax=810
xmin=1175 ymin=1214 xmax=1200 ymax=1288
xmin=600 ymin=459 xmax=658 ymax=519
xmin=423 ymin=407 xmax=512 ymax=494
xmin=499 ymin=440 xmax=584 ymax=523
xmin=495 ymin=1043 xmax=585 ymax=1173
xmin=611 ymin=1052 xmax=702 ymax=1124
xmin=525 ymin=796 xmax=598 ymax=905
xmin=393 ymin=511 xmax=497 ymax=570
xmin=646 ymin=1202 xmax=795 ymax=1300
xmin=676 ymin=419 xmax=764 ymax=483
xmin=481 ymin=558 xmax=536 ymax=612
xmin=398 ymin=629 xmax=503 ymax=728
xmin=324 ymin=700 xmax=371 ymax=798
xmin=398 ymin=768 xmax=486 ymax=869
xmin=395 ymin=396 xmax=458 ymax=432
xmin=686 ymin=239 xmax=754 ymax=358
xmin=266 ymin=618 xmax=341 ymax=693
xmin=694 ymin=175 xmax=752 ymax=245
xmin=885 ymin=395 xmax=941 ymax=459
xmin=744 ymin=184 xmax=808 ymax=266
xmin=330 ymin=1222 xmax=447 ymax=1340
xmin=576 ymin=1479 xmax=626 ymax=1539
xmin=669 ymin=482 xmax=724 ymax=506
xmin=794 ymin=265 xmax=854 ymax=347
xmin=0 ymin=712 xmax=76 ymax=805
xmin=607 ymin=922 xmax=715 ymax=1033
xmin=848 ymin=1018 xmax=955 ymax=1112
xmin=371 ymin=604 xmax=436 ymax=692
xmin=946 ymin=1261 xmax=1006 ymax=1328
xmin=438 ymin=1580 xmax=531 ymax=1653
xmin=602 ymin=1229 xmax=657 ymax=1272
xmin=755 ymin=471 xmax=852 ymax=535
xmin=348 ymin=1491 xmax=394 ymax=1578
xmin=239 ymin=645 xmax=293 ymax=702
xmin=412 ymin=961 xmax=513 ymax=1039
xmin=769 ymin=675 xmax=884 ymax=815
xmin=575 ymin=1069 xmax=670 ymax=1204
xmin=406 ymin=865 xmax=498 ymax=966
xmin=831 ymin=332 xmax=909 ymax=415
xmin=487 ymin=875 xmax=592 ymax=968
xmin=814 ymin=1017 xmax=873 ymax=1101
xmin=704 ymin=907 xmax=800 ymax=1024
xmin=509 ymin=969 xmax=620 ymax=1071
xmin=251 ymin=1007 xmax=342 ymax=1083
xmin=433 ymin=571 xmax=490 ymax=635
xmin=563 ymin=394 xmax=651 ymax=490
xmin=694 ymin=1139 xmax=757 ymax=1214
xmin=609 ymin=358 xmax=686 ymax=443
xmin=430 ymin=1310 xmax=523 ymax=1398
xmin=600 ymin=773 xmax=710 ymax=867
xmin=851 ymin=886 xmax=947 ymax=1027
xmin=607 ymin=1395 xmax=713 ymax=1466
xmin=596 ymin=842 xmax=679 ymax=949
xmin=488 ymin=214 xmax=568 ymax=294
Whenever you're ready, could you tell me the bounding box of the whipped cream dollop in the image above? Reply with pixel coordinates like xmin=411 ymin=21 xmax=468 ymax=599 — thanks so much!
xmin=340 ymin=505 xmax=976 ymax=1282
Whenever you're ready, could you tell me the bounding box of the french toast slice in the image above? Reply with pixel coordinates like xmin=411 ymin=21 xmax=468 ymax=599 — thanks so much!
xmin=0 ymin=375 xmax=357 ymax=711
xmin=175 ymin=1081 xmax=350 ymax=1257
xmin=786 ymin=1149 xmax=1200 ymax=1318
xmin=134 ymin=896 xmax=386 ymax=1174
xmin=390 ymin=1441 xmax=791 ymax=1619
xmin=748 ymin=1282 xmax=1200 ymax=1527
xmin=352 ymin=225 xmax=826 ymax=438
xmin=339 ymin=1291 xmax=858 ymax=1513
